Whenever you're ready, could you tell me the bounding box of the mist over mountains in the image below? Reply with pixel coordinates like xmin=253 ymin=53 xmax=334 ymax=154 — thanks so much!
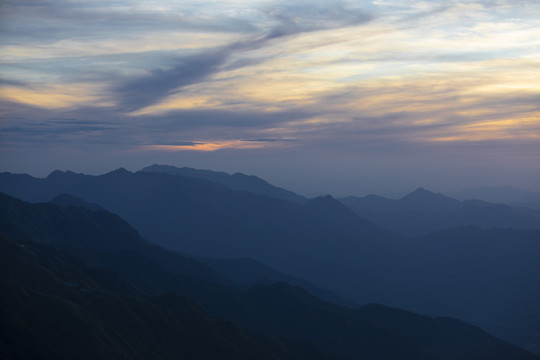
xmin=141 ymin=164 xmax=307 ymax=204
xmin=453 ymin=186 xmax=540 ymax=210
xmin=1 ymin=165 xmax=539 ymax=358
xmin=2 ymin=192 xmax=538 ymax=360
xmin=340 ymin=187 xmax=540 ymax=236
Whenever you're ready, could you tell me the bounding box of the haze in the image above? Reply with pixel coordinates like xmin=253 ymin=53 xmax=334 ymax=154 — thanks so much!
xmin=1 ymin=0 xmax=539 ymax=196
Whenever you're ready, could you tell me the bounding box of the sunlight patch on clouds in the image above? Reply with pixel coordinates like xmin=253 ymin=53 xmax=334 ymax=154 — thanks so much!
xmin=1 ymin=0 xmax=539 ymax=149
xmin=142 ymin=140 xmax=272 ymax=152
xmin=472 ymin=82 xmax=540 ymax=94
xmin=423 ymin=110 xmax=540 ymax=143
xmin=429 ymin=132 xmax=540 ymax=143
xmin=130 ymin=95 xmax=223 ymax=116
xmin=233 ymin=76 xmax=340 ymax=104
xmin=0 ymin=84 xmax=108 ymax=109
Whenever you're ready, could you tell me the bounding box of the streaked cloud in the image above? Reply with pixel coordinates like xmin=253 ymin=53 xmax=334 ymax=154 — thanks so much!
xmin=0 ymin=84 xmax=108 ymax=109
xmin=142 ymin=139 xmax=284 ymax=152
xmin=0 ymin=0 xmax=539 ymax=192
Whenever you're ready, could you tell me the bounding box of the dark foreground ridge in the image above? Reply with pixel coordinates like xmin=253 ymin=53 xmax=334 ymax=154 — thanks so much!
xmin=1 ymin=192 xmax=538 ymax=360
xmin=0 ymin=234 xmax=331 ymax=360
xmin=1 ymin=168 xmax=540 ymax=353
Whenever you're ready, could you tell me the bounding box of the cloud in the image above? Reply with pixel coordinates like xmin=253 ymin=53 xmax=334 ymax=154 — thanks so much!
xmin=113 ymin=49 xmax=229 ymax=112
xmin=0 ymin=99 xmax=314 ymax=148
xmin=106 ymin=0 xmax=373 ymax=111
xmin=0 ymin=1 xmax=259 ymax=43
xmin=0 ymin=84 xmax=104 ymax=109
xmin=263 ymin=0 xmax=373 ymax=38
xmin=0 ymin=78 xmax=27 ymax=86
xmin=142 ymin=140 xmax=274 ymax=152
xmin=1 ymin=0 xmax=539 ymax=184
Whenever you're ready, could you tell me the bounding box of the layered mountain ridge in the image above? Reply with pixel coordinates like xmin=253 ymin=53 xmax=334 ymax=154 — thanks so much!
xmin=340 ymin=187 xmax=540 ymax=236
xmin=1 ymin=192 xmax=537 ymax=360
xmin=1 ymin=166 xmax=539 ymax=354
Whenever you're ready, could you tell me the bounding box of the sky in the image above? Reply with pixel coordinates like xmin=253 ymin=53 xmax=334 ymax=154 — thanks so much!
xmin=1 ymin=0 xmax=539 ymax=196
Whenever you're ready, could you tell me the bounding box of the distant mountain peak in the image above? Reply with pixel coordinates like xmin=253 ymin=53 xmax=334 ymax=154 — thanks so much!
xmin=397 ymin=187 xmax=462 ymax=213
xmin=453 ymin=186 xmax=540 ymax=206
xmin=401 ymin=187 xmax=449 ymax=202
xmin=105 ymin=167 xmax=132 ymax=176
xmin=113 ymin=167 xmax=130 ymax=173
xmin=141 ymin=164 xmax=306 ymax=204
xmin=46 ymin=169 xmax=66 ymax=179
xmin=406 ymin=187 xmax=433 ymax=196
xmin=46 ymin=170 xmax=84 ymax=179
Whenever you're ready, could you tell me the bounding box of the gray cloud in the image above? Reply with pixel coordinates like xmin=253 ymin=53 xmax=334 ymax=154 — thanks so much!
xmin=150 ymin=141 xmax=201 ymax=146
xmin=2 ymin=0 xmax=538 ymax=195
xmin=0 ymin=1 xmax=258 ymax=43
xmin=2 ymin=0 xmax=373 ymax=112
xmin=263 ymin=0 xmax=372 ymax=38
xmin=243 ymin=138 xmax=297 ymax=142
xmin=113 ymin=50 xmax=228 ymax=112
xmin=0 ymin=99 xmax=315 ymax=146
xmin=109 ymin=1 xmax=373 ymax=111
xmin=0 ymin=78 xmax=27 ymax=86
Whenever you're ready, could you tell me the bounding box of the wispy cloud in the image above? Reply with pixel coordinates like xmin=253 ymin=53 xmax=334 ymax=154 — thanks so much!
xmin=142 ymin=139 xmax=283 ymax=152
xmin=107 ymin=1 xmax=373 ymax=111
xmin=1 ymin=0 xmax=539 ymax=192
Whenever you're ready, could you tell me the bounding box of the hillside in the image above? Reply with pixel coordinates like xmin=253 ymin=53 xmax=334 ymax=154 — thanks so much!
xmin=2 ymin=192 xmax=538 ymax=359
xmin=1 ymin=169 xmax=540 ymax=353
xmin=340 ymin=188 xmax=540 ymax=236
xmin=141 ymin=164 xmax=307 ymax=204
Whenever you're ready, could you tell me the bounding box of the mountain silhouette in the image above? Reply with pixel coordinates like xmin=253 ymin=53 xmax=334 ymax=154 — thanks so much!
xmin=2 ymin=194 xmax=538 ymax=359
xmin=399 ymin=187 xmax=462 ymax=212
xmin=454 ymin=186 xmax=540 ymax=208
xmin=340 ymin=188 xmax=540 ymax=236
xmin=198 ymin=256 xmax=357 ymax=307
xmin=0 ymin=192 xmax=222 ymax=283
xmin=141 ymin=164 xmax=307 ymax=203
xmin=1 ymin=168 xmax=540 ymax=353
xmin=0 ymin=234 xmax=333 ymax=360
xmin=358 ymin=303 xmax=539 ymax=360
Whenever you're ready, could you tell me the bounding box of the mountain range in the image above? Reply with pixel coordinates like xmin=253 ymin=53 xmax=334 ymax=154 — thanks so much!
xmin=141 ymin=164 xmax=307 ymax=204
xmin=339 ymin=187 xmax=540 ymax=236
xmin=1 ymin=192 xmax=538 ymax=360
xmin=1 ymin=166 xmax=539 ymax=354
xmin=0 ymin=232 xmax=333 ymax=360
xmin=453 ymin=186 xmax=540 ymax=210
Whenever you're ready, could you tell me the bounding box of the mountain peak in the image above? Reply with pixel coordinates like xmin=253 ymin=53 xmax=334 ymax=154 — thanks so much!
xmin=105 ymin=167 xmax=132 ymax=176
xmin=46 ymin=170 xmax=84 ymax=180
xmin=141 ymin=164 xmax=306 ymax=204
xmin=400 ymin=187 xmax=462 ymax=212
xmin=307 ymin=194 xmax=335 ymax=204
xmin=410 ymin=187 xmax=432 ymax=195
xmin=46 ymin=169 xmax=65 ymax=179
xmin=401 ymin=187 xmax=438 ymax=200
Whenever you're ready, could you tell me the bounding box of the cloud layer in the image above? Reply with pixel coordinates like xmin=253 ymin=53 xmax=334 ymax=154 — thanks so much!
xmin=1 ymin=0 xmax=539 ymax=194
